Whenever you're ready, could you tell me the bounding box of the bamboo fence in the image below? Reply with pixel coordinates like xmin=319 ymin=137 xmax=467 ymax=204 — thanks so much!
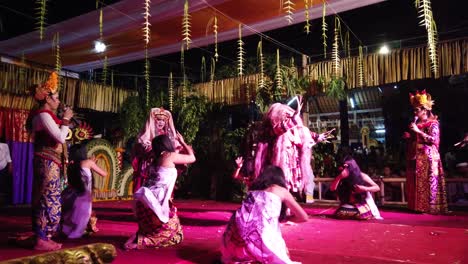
xmin=0 ymin=62 xmax=137 ymax=112
xmin=186 ymin=38 xmax=468 ymax=105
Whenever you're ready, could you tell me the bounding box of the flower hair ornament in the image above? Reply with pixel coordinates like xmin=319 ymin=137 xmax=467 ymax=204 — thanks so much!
xmin=34 ymin=71 xmax=59 ymax=101
xmin=409 ymin=90 xmax=434 ymax=110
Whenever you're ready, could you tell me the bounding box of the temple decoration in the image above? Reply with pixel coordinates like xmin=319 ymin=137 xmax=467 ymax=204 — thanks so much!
xmin=358 ymin=45 xmax=364 ymax=87
xmin=168 ymin=72 xmax=174 ymax=111
xmin=182 ymin=0 xmax=191 ymax=50
xmin=304 ymin=0 xmax=311 ymax=34
xmin=416 ymin=0 xmax=438 ymax=76
xmin=144 ymin=48 xmax=150 ymax=108
xmin=214 ymin=15 xmax=219 ymax=61
xmin=275 ymin=49 xmax=283 ymax=94
xmin=210 ymin=57 xmax=216 ymax=92
xmin=143 ymin=0 xmax=151 ymax=45
xmin=74 ymin=122 xmax=94 ymax=142
xmin=102 ymin=55 xmax=108 ymax=85
xmin=201 ymin=56 xmax=206 ymax=82
xmin=53 ymin=33 xmax=61 ymax=87
xmin=237 ymin=24 xmax=245 ymax=77
xmin=283 ymin=0 xmax=295 ymax=25
xmin=332 ymin=16 xmax=341 ymax=77
xmin=322 ymin=1 xmax=328 ymax=58
xmin=36 ymin=0 xmax=47 ymax=41
xmin=257 ymin=40 xmax=268 ymax=99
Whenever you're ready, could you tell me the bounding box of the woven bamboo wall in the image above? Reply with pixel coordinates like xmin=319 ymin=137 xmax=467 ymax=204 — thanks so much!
xmin=185 ymin=39 xmax=467 ymax=105
xmin=0 ymin=62 xmax=137 ymax=112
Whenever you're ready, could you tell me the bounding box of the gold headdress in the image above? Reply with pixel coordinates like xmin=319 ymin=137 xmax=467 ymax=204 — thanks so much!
xmin=34 ymin=71 xmax=59 ymax=101
xmin=151 ymin=107 xmax=170 ymax=120
xmin=409 ymin=90 xmax=434 ymax=110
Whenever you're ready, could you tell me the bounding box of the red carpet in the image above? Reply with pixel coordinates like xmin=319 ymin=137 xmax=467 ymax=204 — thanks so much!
xmin=0 ymin=200 xmax=467 ymax=263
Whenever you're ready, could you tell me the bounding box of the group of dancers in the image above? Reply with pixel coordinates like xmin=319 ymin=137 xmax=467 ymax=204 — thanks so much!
xmin=20 ymin=71 xmax=447 ymax=263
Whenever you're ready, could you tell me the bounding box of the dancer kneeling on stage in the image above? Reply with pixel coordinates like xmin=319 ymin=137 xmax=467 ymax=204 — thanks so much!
xmin=61 ymin=144 xmax=107 ymax=238
xmin=221 ymin=165 xmax=308 ymax=264
xmin=331 ymin=149 xmax=382 ymax=220
xmin=124 ymin=133 xmax=195 ymax=250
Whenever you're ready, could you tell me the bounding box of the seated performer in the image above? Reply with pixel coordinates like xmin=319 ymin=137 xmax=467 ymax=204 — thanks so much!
xmin=221 ymin=165 xmax=308 ymax=264
xmin=330 ymin=148 xmax=382 ymax=220
xmin=124 ymin=133 xmax=195 ymax=250
xmin=61 ymin=144 xmax=107 ymax=238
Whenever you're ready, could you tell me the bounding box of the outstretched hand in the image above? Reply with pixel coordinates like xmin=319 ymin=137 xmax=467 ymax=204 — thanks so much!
xmin=235 ymin=157 xmax=244 ymax=168
xmin=176 ymin=131 xmax=186 ymax=145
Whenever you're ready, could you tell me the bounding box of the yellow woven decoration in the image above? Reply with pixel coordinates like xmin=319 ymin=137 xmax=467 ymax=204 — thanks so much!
xmin=321 ymin=1 xmax=327 ymax=58
xmin=283 ymin=0 xmax=295 ymax=25
xmin=143 ymin=0 xmax=151 ymax=45
xmin=332 ymin=16 xmax=341 ymax=77
xmin=416 ymin=0 xmax=438 ymax=76
xmin=182 ymin=0 xmax=191 ymax=49
xmin=237 ymin=24 xmax=245 ymax=77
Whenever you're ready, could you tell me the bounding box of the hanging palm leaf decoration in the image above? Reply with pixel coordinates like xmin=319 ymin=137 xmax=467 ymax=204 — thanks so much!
xmin=257 ymin=40 xmax=269 ymax=99
xmin=345 ymin=31 xmax=350 ymax=57
xmin=283 ymin=0 xmax=295 ymax=25
xmin=180 ymin=44 xmax=186 ymax=107
xmin=321 ymin=1 xmax=327 ymax=58
xmin=36 ymin=0 xmax=47 ymax=41
xmin=143 ymin=0 xmax=151 ymax=45
xmin=416 ymin=0 xmax=438 ymax=76
xmin=53 ymin=32 xmax=61 ymax=74
xmin=102 ymin=55 xmax=108 ymax=85
xmin=200 ymin=56 xmax=206 ymax=82
xmin=237 ymin=24 xmax=245 ymax=77
xmin=52 ymin=33 xmax=61 ymax=89
xmin=214 ymin=16 xmax=219 ymax=62
xmin=358 ymin=45 xmax=364 ymax=87
xmin=304 ymin=0 xmax=311 ymax=34
xmin=111 ymin=70 xmax=114 ymax=89
xmin=332 ymin=16 xmax=341 ymax=78
xmin=99 ymin=8 xmax=103 ymax=40
xmin=144 ymin=48 xmax=150 ymax=108
xmin=210 ymin=57 xmax=216 ymax=91
xmin=169 ymin=72 xmax=174 ymax=111
xmin=275 ymin=49 xmax=284 ymax=95
xmin=182 ymin=0 xmax=191 ymax=50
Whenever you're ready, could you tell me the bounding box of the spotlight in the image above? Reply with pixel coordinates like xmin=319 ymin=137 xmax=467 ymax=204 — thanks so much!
xmin=379 ymin=45 xmax=390 ymax=55
xmin=375 ymin=129 xmax=386 ymax=134
xmin=94 ymin=41 xmax=107 ymax=53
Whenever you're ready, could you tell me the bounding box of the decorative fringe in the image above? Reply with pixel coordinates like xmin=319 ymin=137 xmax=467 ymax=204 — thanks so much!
xmin=322 ymin=1 xmax=327 ymax=58
xmin=332 ymin=16 xmax=341 ymax=77
xmin=143 ymin=0 xmax=151 ymax=45
xmin=53 ymin=32 xmax=61 ymax=74
xmin=304 ymin=0 xmax=311 ymax=34
xmin=182 ymin=0 xmax=191 ymax=50
xmin=283 ymin=0 xmax=295 ymax=25
xmin=144 ymin=48 xmax=150 ymax=108
xmin=36 ymin=0 xmax=47 ymax=41
xmin=214 ymin=16 xmax=219 ymax=61
xmin=257 ymin=40 xmax=269 ymax=99
xmin=102 ymin=55 xmax=108 ymax=85
xmin=358 ymin=45 xmax=364 ymax=87
xmin=275 ymin=49 xmax=284 ymax=95
xmin=201 ymin=56 xmax=206 ymax=82
xmin=210 ymin=57 xmax=216 ymax=92
xmin=169 ymin=72 xmax=174 ymax=111
xmin=416 ymin=0 xmax=438 ymax=76
xmin=99 ymin=8 xmax=103 ymax=40
xmin=181 ymin=44 xmax=186 ymax=107
xmin=237 ymin=24 xmax=245 ymax=77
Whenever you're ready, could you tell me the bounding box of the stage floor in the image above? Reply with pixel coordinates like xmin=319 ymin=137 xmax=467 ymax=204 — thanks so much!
xmin=0 ymin=200 xmax=467 ymax=264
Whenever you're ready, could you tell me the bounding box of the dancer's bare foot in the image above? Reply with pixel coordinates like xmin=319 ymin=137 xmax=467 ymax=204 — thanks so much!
xmin=34 ymin=238 xmax=61 ymax=251
xmin=123 ymin=234 xmax=138 ymax=250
